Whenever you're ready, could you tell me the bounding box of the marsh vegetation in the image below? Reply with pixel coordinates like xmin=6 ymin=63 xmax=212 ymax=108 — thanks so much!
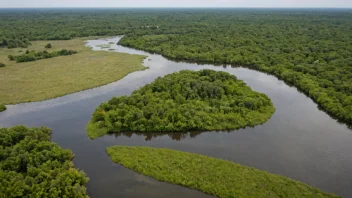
xmin=107 ymin=146 xmax=340 ymax=198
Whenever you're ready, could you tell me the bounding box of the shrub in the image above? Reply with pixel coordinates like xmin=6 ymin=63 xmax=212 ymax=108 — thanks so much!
xmin=0 ymin=104 xmax=6 ymax=112
xmin=45 ymin=43 xmax=52 ymax=48
xmin=8 ymin=55 xmax=14 ymax=61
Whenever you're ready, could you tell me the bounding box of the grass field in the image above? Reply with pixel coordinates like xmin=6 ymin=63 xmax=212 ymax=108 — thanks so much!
xmin=0 ymin=37 xmax=147 ymax=105
xmin=106 ymin=146 xmax=340 ymax=198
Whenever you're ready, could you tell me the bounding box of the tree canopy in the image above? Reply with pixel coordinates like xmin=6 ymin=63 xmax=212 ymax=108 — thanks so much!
xmin=88 ymin=70 xmax=275 ymax=138
xmin=0 ymin=126 xmax=89 ymax=198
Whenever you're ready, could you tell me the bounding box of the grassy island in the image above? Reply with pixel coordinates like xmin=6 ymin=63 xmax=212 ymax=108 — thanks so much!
xmin=107 ymin=146 xmax=340 ymax=198
xmin=0 ymin=38 xmax=147 ymax=105
xmin=87 ymin=70 xmax=275 ymax=139
xmin=0 ymin=126 xmax=89 ymax=197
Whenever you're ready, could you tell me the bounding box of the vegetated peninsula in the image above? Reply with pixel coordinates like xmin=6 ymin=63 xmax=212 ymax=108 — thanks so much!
xmin=87 ymin=70 xmax=275 ymax=139
xmin=106 ymin=146 xmax=340 ymax=198
xmin=0 ymin=126 xmax=89 ymax=197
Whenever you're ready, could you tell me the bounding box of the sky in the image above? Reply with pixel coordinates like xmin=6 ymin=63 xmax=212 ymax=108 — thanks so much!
xmin=0 ymin=0 xmax=351 ymax=8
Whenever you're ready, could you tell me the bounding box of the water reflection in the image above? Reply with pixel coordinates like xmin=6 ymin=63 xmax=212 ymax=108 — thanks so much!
xmin=109 ymin=131 xmax=205 ymax=141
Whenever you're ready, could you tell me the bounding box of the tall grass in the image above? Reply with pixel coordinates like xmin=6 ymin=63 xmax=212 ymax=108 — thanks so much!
xmin=107 ymin=146 xmax=340 ymax=198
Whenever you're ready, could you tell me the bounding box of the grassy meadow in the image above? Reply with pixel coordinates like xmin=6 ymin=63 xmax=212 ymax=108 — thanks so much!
xmin=106 ymin=146 xmax=340 ymax=198
xmin=0 ymin=37 xmax=147 ymax=105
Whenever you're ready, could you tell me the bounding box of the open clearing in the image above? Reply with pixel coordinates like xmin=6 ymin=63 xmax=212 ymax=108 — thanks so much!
xmin=0 ymin=37 xmax=146 ymax=104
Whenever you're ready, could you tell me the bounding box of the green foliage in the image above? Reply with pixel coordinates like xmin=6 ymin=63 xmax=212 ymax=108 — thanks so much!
xmin=0 ymin=38 xmax=30 ymax=48
xmin=0 ymin=9 xmax=351 ymax=125
xmin=0 ymin=63 xmax=5 ymax=67
xmin=0 ymin=104 xmax=6 ymax=112
xmin=9 ymin=49 xmax=78 ymax=63
xmin=45 ymin=43 xmax=52 ymax=48
xmin=107 ymin=146 xmax=340 ymax=198
xmin=0 ymin=126 xmax=89 ymax=198
xmin=116 ymin=10 xmax=352 ymax=125
xmin=88 ymin=70 xmax=275 ymax=138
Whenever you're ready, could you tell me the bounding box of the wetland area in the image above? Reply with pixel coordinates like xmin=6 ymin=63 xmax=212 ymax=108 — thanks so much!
xmin=0 ymin=36 xmax=351 ymax=197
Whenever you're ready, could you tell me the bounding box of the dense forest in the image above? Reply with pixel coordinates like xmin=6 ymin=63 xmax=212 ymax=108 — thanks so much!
xmin=0 ymin=9 xmax=351 ymax=125
xmin=88 ymin=70 xmax=274 ymax=138
xmin=8 ymin=49 xmax=78 ymax=63
xmin=0 ymin=126 xmax=89 ymax=197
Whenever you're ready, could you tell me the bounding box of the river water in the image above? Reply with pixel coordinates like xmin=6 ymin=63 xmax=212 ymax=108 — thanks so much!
xmin=0 ymin=37 xmax=351 ymax=198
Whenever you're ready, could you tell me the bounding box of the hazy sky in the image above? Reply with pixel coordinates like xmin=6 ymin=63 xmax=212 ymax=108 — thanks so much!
xmin=0 ymin=0 xmax=351 ymax=8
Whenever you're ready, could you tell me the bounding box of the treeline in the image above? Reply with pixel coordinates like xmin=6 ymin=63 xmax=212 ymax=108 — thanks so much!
xmin=89 ymin=70 xmax=275 ymax=137
xmin=8 ymin=49 xmax=78 ymax=63
xmin=0 ymin=126 xmax=88 ymax=197
xmin=0 ymin=38 xmax=31 ymax=48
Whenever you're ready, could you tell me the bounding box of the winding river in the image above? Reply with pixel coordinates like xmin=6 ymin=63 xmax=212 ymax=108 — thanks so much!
xmin=0 ymin=37 xmax=351 ymax=198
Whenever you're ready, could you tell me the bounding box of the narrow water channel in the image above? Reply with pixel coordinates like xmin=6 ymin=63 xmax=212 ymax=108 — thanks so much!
xmin=0 ymin=37 xmax=351 ymax=198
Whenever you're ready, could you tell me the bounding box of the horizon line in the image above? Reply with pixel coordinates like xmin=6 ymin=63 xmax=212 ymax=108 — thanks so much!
xmin=0 ymin=7 xmax=352 ymax=9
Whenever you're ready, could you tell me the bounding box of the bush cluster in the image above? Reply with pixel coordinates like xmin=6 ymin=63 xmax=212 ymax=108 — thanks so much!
xmin=9 ymin=49 xmax=78 ymax=63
